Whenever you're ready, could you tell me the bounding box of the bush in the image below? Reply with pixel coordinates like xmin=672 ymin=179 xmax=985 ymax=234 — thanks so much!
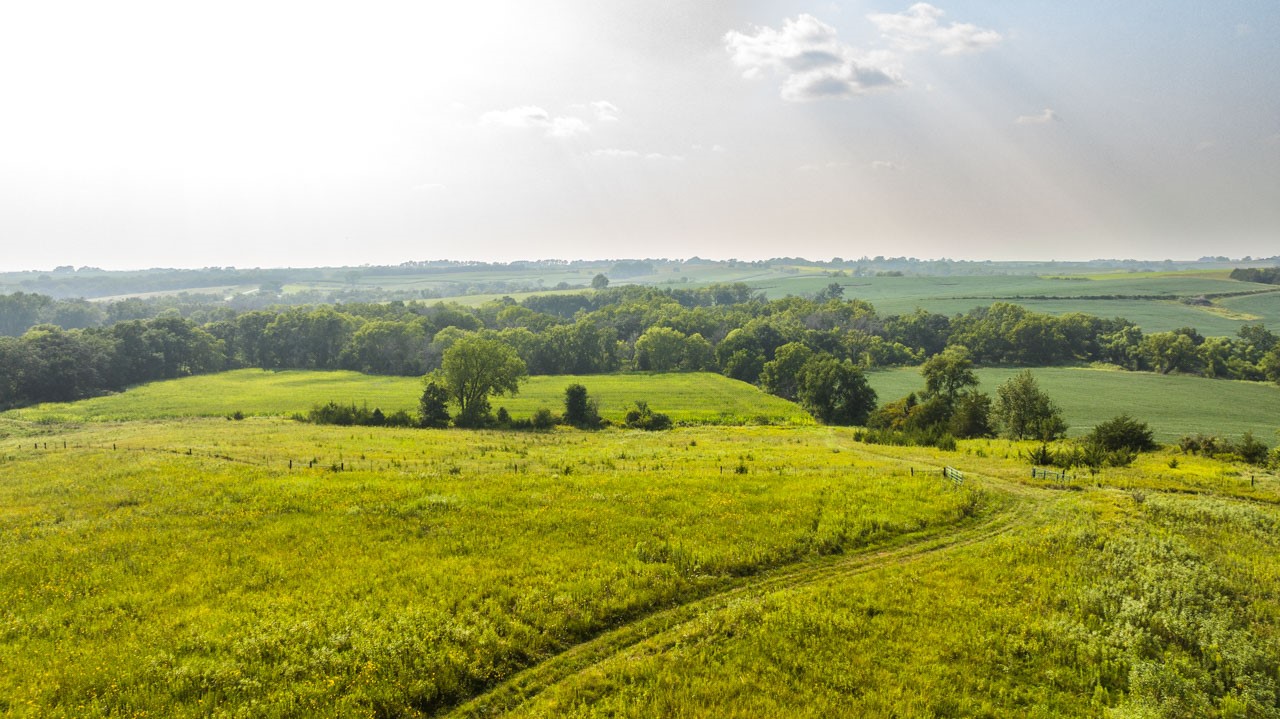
xmin=854 ymin=427 xmax=957 ymax=451
xmin=624 ymin=401 xmax=673 ymax=431
xmin=1086 ymin=414 xmax=1157 ymax=453
xmin=564 ymin=384 xmax=603 ymax=429
xmin=384 ymin=410 xmax=415 ymax=428
xmin=1178 ymin=431 xmax=1272 ymax=465
xmin=531 ymin=408 xmax=557 ymax=430
xmin=1238 ymin=432 xmax=1270 ymax=465
xmin=307 ymin=402 xmax=391 ymax=427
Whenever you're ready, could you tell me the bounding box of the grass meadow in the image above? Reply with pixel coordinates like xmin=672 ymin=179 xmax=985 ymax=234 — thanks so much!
xmin=3 ymin=368 xmax=1279 ymax=717
xmin=0 ymin=420 xmax=985 ymax=717
xmin=867 ymin=365 xmax=1280 ymax=443
xmin=6 ymin=370 xmax=813 ymax=426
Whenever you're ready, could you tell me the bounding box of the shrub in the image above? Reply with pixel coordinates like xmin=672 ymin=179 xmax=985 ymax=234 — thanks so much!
xmin=564 ymin=384 xmax=603 ymax=429
xmin=531 ymin=408 xmax=557 ymax=431
xmin=624 ymin=401 xmax=673 ymax=431
xmin=1178 ymin=432 xmax=1272 ymax=465
xmin=384 ymin=410 xmax=415 ymax=428
xmin=1238 ymin=432 xmax=1270 ymax=465
xmin=1086 ymin=414 xmax=1156 ymax=453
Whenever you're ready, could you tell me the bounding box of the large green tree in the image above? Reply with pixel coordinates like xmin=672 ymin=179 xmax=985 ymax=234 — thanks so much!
xmin=759 ymin=342 xmax=814 ymax=401
xmin=796 ymin=355 xmax=877 ymax=426
xmin=920 ymin=346 xmax=978 ymax=400
xmin=439 ymin=335 xmax=527 ymax=427
xmin=994 ymin=370 xmax=1066 ymax=440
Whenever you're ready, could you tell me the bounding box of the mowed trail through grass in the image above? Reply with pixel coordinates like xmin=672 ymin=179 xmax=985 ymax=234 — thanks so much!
xmin=867 ymin=366 xmax=1280 ymax=442
xmin=5 ymin=369 xmax=813 ymax=426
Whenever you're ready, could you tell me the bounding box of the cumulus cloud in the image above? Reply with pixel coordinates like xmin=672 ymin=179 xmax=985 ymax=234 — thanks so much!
xmin=724 ymin=14 xmax=905 ymax=101
xmin=868 ymin=3 xmax=1001 ymax=55
xmin=1015 ymin=108 xmax=1060 ymax=125
xmin=479 ymin=105 xmax=590 ymax=138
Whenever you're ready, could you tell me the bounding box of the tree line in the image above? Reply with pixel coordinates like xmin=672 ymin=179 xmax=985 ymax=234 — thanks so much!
xmin=3 ymin=284 xmax=1279 ymax=412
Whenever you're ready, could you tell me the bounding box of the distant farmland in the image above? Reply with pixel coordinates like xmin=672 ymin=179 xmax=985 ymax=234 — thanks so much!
xmin=867 ymin=365 xmax=1280 ymax=443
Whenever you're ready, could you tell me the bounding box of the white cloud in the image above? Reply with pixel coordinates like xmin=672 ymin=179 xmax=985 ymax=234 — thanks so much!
xmin=591 ymin=148 xmax=684 ymax=162
xmin=1195 ymin=140 xmax=1218 ymax=153
xmin=868 ymin=3 xmax=1001 ymax=55
xmin=548 ymin=116 xmax=590 ymax=138
xmin=724 ymin=14 xmax=905 ymax=101
xmin=591 ymin=148 xmax=641 ymax=159
xmin=798 ymin=161 xmax=851 ymax=172
xmin=1015 ymin=108 xmax=1060 ymax=125
xmin=870 ymin=160 xmax=901 ymax=171
xmin=590 ymin=101 xmax=620 ymax=122
xmin=479 ymin=105 xmax=590 ymax=138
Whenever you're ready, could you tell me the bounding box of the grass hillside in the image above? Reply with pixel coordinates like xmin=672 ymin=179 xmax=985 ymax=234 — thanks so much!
xmin=1 ymin=417 xmax=1277 ymax=717
xmin=867 ymin=366 xmax=1280 ymax=443
xmin=4 ymin=370 xmax=813 ymax=426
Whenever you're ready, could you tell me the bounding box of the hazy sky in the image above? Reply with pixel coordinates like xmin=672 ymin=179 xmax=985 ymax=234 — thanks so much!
xmin=2 ymin=1 xmax=1278 ymax=270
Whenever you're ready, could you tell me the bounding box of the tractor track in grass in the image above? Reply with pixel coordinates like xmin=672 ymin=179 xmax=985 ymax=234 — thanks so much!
xmin=439 ymin=477 xmax=1038 ymax=718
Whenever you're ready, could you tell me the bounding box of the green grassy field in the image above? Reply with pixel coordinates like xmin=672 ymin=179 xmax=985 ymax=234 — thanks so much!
xmin=2 ymin=408 xmax=1277 ymax=717
xmin=4 ymin=370 xmax=813 ymax=426
xmin=866 ymin=366 xmax=1280 ymax=443
xmin=746 ymin=273 xmax=1278 ymax=335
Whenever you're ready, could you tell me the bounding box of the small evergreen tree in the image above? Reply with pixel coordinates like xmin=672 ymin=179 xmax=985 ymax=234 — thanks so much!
xmin=418 ymin=381 xmax=451 ymax=429
xmin=564 ymin=383 xmax=602 ymax=429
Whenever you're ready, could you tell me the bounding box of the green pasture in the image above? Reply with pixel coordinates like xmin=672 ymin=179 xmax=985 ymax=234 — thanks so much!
xmin=2 ymin=414 xmax=1277 ymax=717
xmin=867 ymin=365 xmax=1280 ymax=443
xmin=4 ymin=370 xmax=812 ymax=426
xmin=0 ymin=420 xmax=985 ymax=717
xmin=1220 ymin=289 xmax=1280 ymax=321
xmin=749 ymin=273 xmax=1278 ymax=334
xmin=753 ymin=272 xmax=1259 ymax=302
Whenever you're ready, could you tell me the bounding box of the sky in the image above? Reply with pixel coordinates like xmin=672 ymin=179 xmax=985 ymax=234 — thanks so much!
xmin=1 ymin=1 xmax=1278 ymax=270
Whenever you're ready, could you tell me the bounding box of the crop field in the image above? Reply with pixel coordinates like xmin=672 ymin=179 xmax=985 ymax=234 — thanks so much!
xmin=1221 ymin=289 xmax=1280 ymax=322
xmin=867 ymin=366 xmax=1280 ymax=443
xmin=746 ymin=272 xmax=1279 ymax=334
xmin=5 ymin=370 xmax=813 ymax=426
